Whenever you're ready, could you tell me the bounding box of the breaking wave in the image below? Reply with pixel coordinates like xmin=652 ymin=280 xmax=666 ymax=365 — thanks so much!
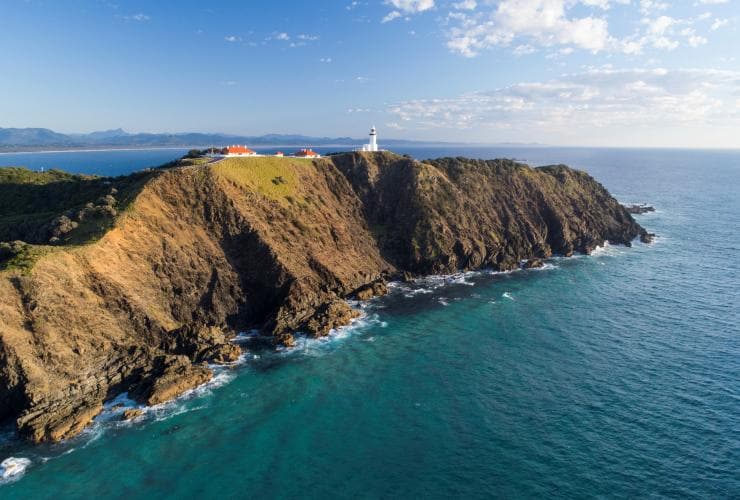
xmin=0 ymin=457 xmax=32 ymax=485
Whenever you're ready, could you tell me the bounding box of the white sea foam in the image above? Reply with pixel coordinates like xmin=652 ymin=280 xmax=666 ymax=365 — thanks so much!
xmin=589 ymin=241 xmax=624 ymax=258
xmin=502 ymin=292 xmax=515 ymax=301
xmin=231 ymin=330 xmax=260 ymax=344
xmin=0 ymin=457 xmax=32 ymax=484
xmin=402 ymin=287 xmax=434 ymax=298
xmin=281 ymin=308 xmax=384 ymax=357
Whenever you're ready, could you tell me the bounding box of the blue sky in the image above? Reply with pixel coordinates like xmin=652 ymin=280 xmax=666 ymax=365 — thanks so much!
xmin=1 ymin=0 xmax=738 ymax=146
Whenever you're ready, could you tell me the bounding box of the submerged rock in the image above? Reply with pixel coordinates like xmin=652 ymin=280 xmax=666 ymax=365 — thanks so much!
xmin=0 ymin=457 xmax=32 ymax=481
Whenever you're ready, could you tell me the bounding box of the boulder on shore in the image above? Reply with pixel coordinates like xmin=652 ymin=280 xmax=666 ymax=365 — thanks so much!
xmin=132 ymin=355 xmax=213 ymax=406
xmin=304 ymin=300 xmax=361 ymax=337
xmin=122 ymin=408 xmax=144 ymax=421
xmin=623 ymin=203 xmax=655 ymax=214
xmin=353 ymin=280 xmax=388 ymax=301
xmin=523 ymin=259 xmax=545 ymax=269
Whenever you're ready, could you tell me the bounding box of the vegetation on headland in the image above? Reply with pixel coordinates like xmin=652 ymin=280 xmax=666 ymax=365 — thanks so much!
xmin=213 ymin=156 xmax=310 ymax=205
xmin=0 ymin=167 xmax=154 ymax=251
xmin=0 ymin=151 xmax=225 ymax=271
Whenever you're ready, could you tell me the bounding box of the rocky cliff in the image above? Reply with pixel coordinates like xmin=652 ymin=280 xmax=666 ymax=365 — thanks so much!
xmin=0 ymin=152 xmax=650 ymax=443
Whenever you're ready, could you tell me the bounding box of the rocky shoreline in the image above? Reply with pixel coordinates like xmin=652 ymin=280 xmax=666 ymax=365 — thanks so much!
xmin=623 ymin=203 xmax=656 ymax=215
xmin=0 ymin=152 xmax=652 ymax=443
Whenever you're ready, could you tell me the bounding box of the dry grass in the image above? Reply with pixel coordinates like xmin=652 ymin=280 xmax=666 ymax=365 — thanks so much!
xmin=212 ymin=156 xmax=314 ymax=205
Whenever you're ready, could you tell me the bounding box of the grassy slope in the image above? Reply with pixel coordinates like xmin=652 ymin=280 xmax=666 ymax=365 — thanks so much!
xmin=213 ymin=156 xmax=314 ymax=206
xmin=0 ymin=167 xmax=157 ymax=272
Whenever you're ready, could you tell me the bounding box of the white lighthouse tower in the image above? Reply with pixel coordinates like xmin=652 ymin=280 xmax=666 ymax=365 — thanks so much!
xmin=368 ymin=126 xmax=378 ymax=152
xmin=359 ymin=126 xmax=379 ymax=152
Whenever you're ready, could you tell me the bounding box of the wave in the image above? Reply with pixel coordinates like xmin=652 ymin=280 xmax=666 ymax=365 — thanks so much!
xmin=0 ymin=457 xmax=32 ymax=485
xmin=279 ymin=308 xmax=385 ymax=357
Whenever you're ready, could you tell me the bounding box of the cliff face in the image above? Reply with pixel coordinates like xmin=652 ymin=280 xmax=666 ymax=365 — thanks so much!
xmin=0 ymin=152 xmax=649 ymax=442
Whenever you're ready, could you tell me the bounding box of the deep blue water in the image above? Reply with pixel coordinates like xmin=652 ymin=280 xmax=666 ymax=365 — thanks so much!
xmin=1 ymin=147 xmax=739 ymax=498
xmin=0 ymin=149 xmax=192 ymax=177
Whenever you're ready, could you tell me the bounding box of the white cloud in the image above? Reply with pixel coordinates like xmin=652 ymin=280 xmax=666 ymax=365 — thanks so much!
xmin=453 ymin=0 xmax=477 ymax=10
xmin=581 ymin=0 xmax=611 ymax=9
xmin=710 ymin=18 xmax=729 ymax=30
xmin=382 ymin=11 xmax=403 ymax=22
xmin=639 ymin=0 xmax=670 ymax=14
xmin=646 ymin=15 xmax=676 ymax=35
xmin=386 ymin=0 xmax=435 ymax=13
xmin=388 ymin=68 xmax=740 ymax=134
xmin=382 ymin=0 xmax=434 ymax=22
xmin=320 ymin=57 xmax=333 ymax=63
xmin=264 ymin=32 xmax=319 ymax=46
xmin=513 ymin=44 xmax=536 ymax=55
xmin=445 ymin=1 xmax=613 ymax=57
xmin=697 ymin=0 xmax=728 ymax=4
xmin=688 ymin=34 xmax=708 ymax=46
xmin=224 ymin=35 xmax=241 ymax=42
xmin=124 ymin=13 xmax=150 ymax=22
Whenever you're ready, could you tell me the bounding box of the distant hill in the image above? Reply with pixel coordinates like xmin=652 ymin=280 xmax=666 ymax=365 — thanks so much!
xmin=0 ymin=127 xmax=463 ymax=152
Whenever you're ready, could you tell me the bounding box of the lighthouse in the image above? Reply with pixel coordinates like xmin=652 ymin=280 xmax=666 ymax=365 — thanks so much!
xmin=356 ymin=126 xmax=382 ymax=152
xmin=368 ymin=126 xmax=378 ymax=152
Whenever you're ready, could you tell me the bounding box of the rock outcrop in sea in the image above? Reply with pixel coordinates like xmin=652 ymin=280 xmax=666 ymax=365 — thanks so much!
xmin=0 ymin=151 xmax=651 ymax=442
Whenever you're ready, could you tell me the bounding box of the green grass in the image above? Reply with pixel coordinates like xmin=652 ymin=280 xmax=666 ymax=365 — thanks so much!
xmin=0 ymin=243 xmax=53 ymax=274
xmin=0 ymin=166 xmax=156 ymax=245
xmin=213 ymin=156 xmax=313 ymax=204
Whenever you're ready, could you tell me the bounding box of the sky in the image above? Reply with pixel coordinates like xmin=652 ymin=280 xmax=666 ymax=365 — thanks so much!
xmin=0 ymin=0 xmax=739 ymax=147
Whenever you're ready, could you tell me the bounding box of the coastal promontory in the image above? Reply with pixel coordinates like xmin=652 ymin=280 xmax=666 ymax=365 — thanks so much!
xmin=0 ymin=151 xmax=650 ymax=443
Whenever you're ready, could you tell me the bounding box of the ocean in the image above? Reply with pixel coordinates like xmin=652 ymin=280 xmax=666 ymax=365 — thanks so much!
xmin=1 ymin=147 xmax=739 ymax=498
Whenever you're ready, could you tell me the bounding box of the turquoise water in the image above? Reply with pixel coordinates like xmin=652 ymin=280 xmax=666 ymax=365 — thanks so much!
xmin=1 ymin=148 xmax=739 ymax=498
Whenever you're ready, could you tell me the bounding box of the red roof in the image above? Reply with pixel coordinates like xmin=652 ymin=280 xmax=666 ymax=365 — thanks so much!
xmin=295 ymin=148 xmax=319 ymax=157
xmin=225 ymin=145 xmax=255 ymax=154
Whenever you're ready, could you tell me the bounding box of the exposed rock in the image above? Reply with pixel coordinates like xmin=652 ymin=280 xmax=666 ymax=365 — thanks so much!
xmin=353 ymin=279 xmax=388 ymax=300
xmin=199 ymin=343 xmax=241 ymax=364
xmin=304 ymin=300 xmax=361 ymax=337
xmin=165 ymin=325 xmax=240 ymax=364
xmin=122 ymin=408 xmax=143 ymax=421
xmin=524 ymin=258 xmax=545 ymax=269
xmin=623 ymin=203 xmax=655 ymax=214
xmin=641 ymin=232 xmax=656 ymax=244
xmin=18 ymin=401 xmax=103 ymax=443
xmin=134 ymin=355 xmax=213 ymax=406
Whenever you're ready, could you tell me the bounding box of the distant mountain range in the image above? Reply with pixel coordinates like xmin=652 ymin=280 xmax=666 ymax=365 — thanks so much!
xmin=0 ymin=127 xmax=470 ymax=152
xmin=0 ymin=127 xmax=545 ymax=152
